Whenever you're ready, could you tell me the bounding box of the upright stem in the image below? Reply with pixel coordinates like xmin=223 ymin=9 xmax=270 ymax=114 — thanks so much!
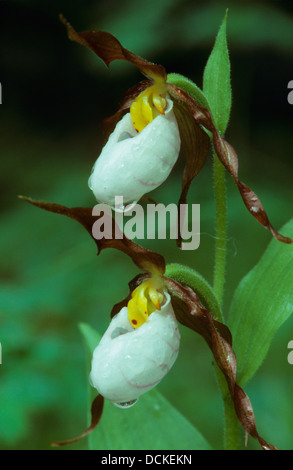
xmin=223 ymin=395 xmax=242 ymax=450
xmin=212 ymin=152 xmax=227 ymax=308
xmin=215 ymin=366 xmax=241 ymax=450
xmin=212 ymin=150 xmax=241 ymax=449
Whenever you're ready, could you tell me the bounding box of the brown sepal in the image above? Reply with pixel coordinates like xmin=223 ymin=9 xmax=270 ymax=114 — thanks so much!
xmin=19 ymin=196 xmax=165 ymax=275
xmin=168 ymin=84 xmax=292 ymax=245
xmin=164 ymin=276 xmax=278 ymax=450
xmin=171 ymin=93 xmax=211 ymax=247
xmin=51 ymin=394 xmax=104 ymax=447
xmin=60 ymin=15 xmax=166 ymax=83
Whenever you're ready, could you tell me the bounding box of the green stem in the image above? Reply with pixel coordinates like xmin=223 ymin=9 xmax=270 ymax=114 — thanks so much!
xmin=215 ymin=367 xmax=241 ymax=450
xmin=212 ymin=152 xmax=227 ymax=308
xmin=223 ymin=395 xmax=242 ymax=450
xmin=212 ymin=149 xmax=241 ymax=449
xmin=166 ymin=71 xmax=239 ymax=449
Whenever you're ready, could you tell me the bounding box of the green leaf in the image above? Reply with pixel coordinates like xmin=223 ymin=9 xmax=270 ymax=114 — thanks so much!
xmin=165 ymin=263 xmax=223 ymax=322
xmin=79 ymin=323 xmax=212 ymax=450
xmin=167 ymin=73 xmax=211 ymax=111
xmin=203 ymin=9 xmax=231 ymax=135
xmin=228 ymin=218 xmax=293 ymax=387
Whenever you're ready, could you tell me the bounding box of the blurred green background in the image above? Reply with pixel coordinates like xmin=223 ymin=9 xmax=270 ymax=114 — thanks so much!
xmin=0 ymin=0 xmax=293 ymax=450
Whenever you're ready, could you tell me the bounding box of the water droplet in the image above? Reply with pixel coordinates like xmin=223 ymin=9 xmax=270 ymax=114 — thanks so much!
xmin=111 ymin=202 xmax=125 ymax=212
xmin=113 ymin=399 xmax=138 ymax=409
xmin=124 ymin=201 xmax=138 ymax=213
xmin=111 ymin=201 xmax=138 ymax=214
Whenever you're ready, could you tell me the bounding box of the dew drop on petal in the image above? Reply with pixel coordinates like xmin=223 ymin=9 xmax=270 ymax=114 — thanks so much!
xmin=110 ymin=202 xmax=125 ymax=212
xmin=111 ymin=200 xmax=138 ymax=213
xmin=113 ymin=399 xmax=138 ymax=409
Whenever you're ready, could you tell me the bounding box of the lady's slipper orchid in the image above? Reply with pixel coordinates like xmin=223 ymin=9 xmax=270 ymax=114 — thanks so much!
xmin=21 ymin=197 xmax=277 ymax=450
xmin=60 ymin=15 xmax=292 ymax=245
xmin=89 ymin=279 xmax=180 ymax=406
xmin=88 ymin=91 xmax=181 ymax=207
xmin=20 ymin=16 xmax=289 ymax=450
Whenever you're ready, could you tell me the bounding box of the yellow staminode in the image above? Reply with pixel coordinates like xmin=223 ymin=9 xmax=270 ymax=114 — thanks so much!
xmin=127 ymin=278 xmax=164 ymax=328
xmin=130 ymin=85 xmax=167 ymax=132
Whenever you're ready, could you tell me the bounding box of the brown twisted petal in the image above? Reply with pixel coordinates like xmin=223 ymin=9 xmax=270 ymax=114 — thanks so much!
xmin=51 ymin=394 xmax=104 ymax=446
xmin=164 ymin=276 xmax=278 ymax=450
xmin=19 ymin=196 xmax=165 ymax=275
xmin=60 ymin=18 xmax=290 ymax=245
xmin=59 ymin=15 xmax=167 ymax=83
xmin=171 ymin=98 xmax=211 ymax=247
xmin=167 ymin=84 xmax=292 ymax=245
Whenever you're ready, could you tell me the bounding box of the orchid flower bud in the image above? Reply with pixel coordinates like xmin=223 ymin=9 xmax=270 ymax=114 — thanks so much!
xmin=88 ymin=86 xmax=181 ymax=208
xmin=89 ymin=280 xmax=180 ymax=407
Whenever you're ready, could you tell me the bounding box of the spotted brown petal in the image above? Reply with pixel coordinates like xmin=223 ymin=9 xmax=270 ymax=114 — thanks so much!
xmin=60 ymin=15 xmax=166 ymax=83
xmin=19 ymin=196 xmax=165 ymax=275
xmin=51 ymin=394 xmax=104 ymax=447
xmin=168 ymin=84 xmax=292 ymax=245
xmin=164 ymin=276 xmax=277 ymax=450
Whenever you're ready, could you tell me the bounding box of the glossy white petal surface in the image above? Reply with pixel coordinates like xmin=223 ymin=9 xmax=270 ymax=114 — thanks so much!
xmin=88 ymin=99 xmax=180 ymax=208
xmin=89 ymin=293 xmax=180 ymax=404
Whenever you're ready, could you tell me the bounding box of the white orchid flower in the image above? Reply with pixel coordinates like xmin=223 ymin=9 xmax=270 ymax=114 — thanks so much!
xmin=89 ymin=279 xmax=180 ymax=407
xmin=88 ymin=85 xmax=181 ymax=208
